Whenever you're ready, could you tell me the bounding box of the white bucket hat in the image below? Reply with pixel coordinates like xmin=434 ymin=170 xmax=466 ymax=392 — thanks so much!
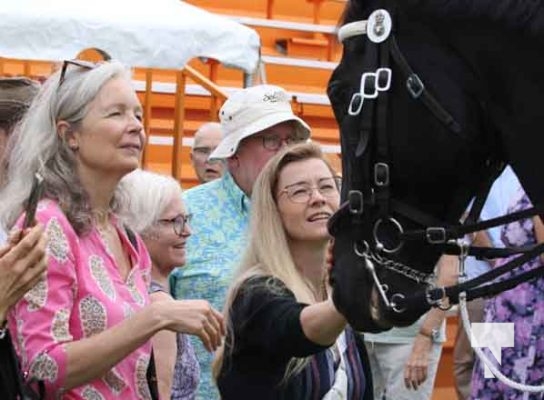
xmin=209 ymin=84 xmax=311 ymax=159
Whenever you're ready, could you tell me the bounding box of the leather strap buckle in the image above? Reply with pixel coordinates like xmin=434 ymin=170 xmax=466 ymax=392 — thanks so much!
xmin=426 ymin=227 xmax=447 ymax=244
xmin=406 ymin=73 xmax=424 ymax=98
xmin=374 ymin=162 xmax=390 ymax=187
xmin=348 ymin=190 xmax=364 ymax=215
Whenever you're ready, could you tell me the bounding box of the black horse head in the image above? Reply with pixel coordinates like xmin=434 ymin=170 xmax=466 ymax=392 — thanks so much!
xmin=327 ymin=0 xmax=544 ymax=332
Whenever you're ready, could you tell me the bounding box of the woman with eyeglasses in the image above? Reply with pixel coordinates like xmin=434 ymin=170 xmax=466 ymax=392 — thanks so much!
xmin=0 ymin=60 xmax=223 ymax=399
xmin=120 ymin=169 xmax=224 ymax=400
xmin=213 ymin=142 xmax=373 ymax=399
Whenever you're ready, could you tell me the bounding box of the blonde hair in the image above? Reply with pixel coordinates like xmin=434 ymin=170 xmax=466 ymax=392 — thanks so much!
xmin=213 ymin=142 xmax=337 ymax=382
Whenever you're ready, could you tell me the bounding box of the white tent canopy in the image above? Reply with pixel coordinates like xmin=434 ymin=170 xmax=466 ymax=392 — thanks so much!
xmin=0 ymin=0 xmax=261 ymax=73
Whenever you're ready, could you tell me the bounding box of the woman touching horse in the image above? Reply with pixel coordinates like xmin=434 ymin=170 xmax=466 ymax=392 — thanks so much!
xmin=213 ymin=143 xmax=373 ymax=400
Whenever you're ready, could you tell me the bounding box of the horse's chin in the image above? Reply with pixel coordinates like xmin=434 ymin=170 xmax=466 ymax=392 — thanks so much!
xmin=369 ymin=284 xmax=426 ymax=330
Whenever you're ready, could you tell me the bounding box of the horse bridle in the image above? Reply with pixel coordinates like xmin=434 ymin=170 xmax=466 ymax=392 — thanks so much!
xmin=336 ymin=6 xmax=544 ymax=312
xmin=336 ymin=5 xmax=544 ymax=392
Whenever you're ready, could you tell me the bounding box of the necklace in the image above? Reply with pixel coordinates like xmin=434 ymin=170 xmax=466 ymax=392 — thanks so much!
xmin=93 ymin=210 xmax=116 ymax=255
xmin=92 ymin=209 xmax=113 ymax=232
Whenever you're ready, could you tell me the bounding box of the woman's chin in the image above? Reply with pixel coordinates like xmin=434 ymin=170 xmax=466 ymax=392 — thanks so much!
xmin=171 ymin=255 xmax=186 ymax=267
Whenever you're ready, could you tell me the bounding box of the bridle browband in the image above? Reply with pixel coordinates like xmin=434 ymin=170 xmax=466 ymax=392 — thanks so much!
xmin=335 ymin=5 xmax=544 ymax=314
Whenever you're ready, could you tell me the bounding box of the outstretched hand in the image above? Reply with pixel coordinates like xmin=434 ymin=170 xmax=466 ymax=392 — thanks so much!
xmin=0 ymin=224 xmax=48 ymax=322
xmin=403 ymin=334 xmax=432 ymax=390
xmin=166 ymin=300 xmax=225 ymax=352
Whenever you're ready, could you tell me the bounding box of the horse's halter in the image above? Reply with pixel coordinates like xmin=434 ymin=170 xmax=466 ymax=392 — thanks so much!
xmin=333 ymin=8 xmax=459 ymax=313
xmin=334 ymin=7 xmax=544 ymax=315
xmin=333 ymin=5 xmax=544 ymax=392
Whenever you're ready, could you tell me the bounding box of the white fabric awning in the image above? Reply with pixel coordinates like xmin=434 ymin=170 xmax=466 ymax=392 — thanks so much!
xmin=0 ymin=0 xmax=261 ymax=73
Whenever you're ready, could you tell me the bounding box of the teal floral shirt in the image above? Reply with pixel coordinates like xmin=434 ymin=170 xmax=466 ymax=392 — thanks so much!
xmin=170 ymin=172 xmax=250 ymax=400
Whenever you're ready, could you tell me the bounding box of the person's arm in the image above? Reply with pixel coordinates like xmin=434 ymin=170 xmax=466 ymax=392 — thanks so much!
xmin=472 ymin=229 xmax=493 ymax=248
xmin=11 ymin=207 xmax=224 ymax=395
xmin=532 ymin=215 xmax=544 ymax=262
xmin=148 ymin=289 xmax=225 ymax=400
xmin=0 ymin=224 xmax=47 ymax=324
xmin=471 ymin=229 xmax=499 ymax=268
xmin=300 ymin=297 xmax=347 ymax=346
xmin=11 ymin=257 xmax=165 ymax=394
xmin=66 ymin=298 xmax=223 ymax=391
xmin=147 ymin=291 xmax=177 ymax=400
xmin=404 ymin=254 xmax=458 ymax=389
xmin=233 ymin=277 xmax=345 ymax=359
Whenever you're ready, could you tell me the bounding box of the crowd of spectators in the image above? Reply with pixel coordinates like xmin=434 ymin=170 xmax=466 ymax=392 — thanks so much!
xmin=0 ymin=59 xmax=540 ymax=400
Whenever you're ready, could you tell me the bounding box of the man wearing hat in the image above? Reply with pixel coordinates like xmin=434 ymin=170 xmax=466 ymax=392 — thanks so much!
xmin=170 ymin=84 xmax=311 ymax=399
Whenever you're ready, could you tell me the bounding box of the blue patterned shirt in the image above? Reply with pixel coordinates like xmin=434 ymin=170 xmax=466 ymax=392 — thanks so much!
xmin=169 ymin=172 xmax=250 ymax=400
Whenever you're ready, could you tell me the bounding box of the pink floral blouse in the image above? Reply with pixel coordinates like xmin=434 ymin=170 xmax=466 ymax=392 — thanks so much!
xmin=8 ymin=199 xmax=153 ymax=399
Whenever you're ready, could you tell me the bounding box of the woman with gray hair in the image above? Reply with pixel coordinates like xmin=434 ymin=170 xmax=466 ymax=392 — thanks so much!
xmin=120 ymin=169 xmax=223 ymax=400
xmin=0 ymin=60 xmax=223 ymax=399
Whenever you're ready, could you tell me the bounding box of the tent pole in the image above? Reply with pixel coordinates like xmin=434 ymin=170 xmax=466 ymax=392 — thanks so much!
xmin=172 ymin=70 xmax=186 ymax=180
xmin=141 ymin=69 xmax=153 ymax=169
xmin=209 ymin=61 xmax=219 ymax=120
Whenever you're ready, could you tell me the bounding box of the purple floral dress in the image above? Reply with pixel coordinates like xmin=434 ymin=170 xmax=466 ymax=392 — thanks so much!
xmin=149 ymin=282 xmax=200 ymax=400
xmin=471 ymin=188 xmax=544 ymax=400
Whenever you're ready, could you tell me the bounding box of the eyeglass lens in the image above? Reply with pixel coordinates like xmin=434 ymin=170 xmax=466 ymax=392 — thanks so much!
xmin=172 ymin=214 xmax=191 ymax=236
xmin=284 ymin=180 xmax=338 ymax=203
xmin=262 ymin=134 xmax=304 ymax=150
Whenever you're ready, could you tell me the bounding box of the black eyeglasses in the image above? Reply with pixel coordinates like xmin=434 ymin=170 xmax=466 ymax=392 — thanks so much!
xmin=261 ymin=134 xmax=306 ymax=151
xmin=58 ymin=59 xmax=99 ymax=88
xmin=278 ymin=179 xmax=339 ymax=204
xmin=158 ymin=213 xmax=192 ymax=236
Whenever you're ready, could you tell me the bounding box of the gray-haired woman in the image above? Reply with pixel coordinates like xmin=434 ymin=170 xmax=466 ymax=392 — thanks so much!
xmin=120 ymin=169 xmax=223 ymax=400
xmin=0 ymin=60 xmax=223 ymax=399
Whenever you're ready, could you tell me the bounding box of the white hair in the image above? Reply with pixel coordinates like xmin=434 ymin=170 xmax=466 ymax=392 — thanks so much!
xmin=118 ymin=169 xmax=182 ymax=236
xmin=192 ymin=122 xmax=222 ymax=149
xmin=0 ymin=61 xmax=131 ymax=233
